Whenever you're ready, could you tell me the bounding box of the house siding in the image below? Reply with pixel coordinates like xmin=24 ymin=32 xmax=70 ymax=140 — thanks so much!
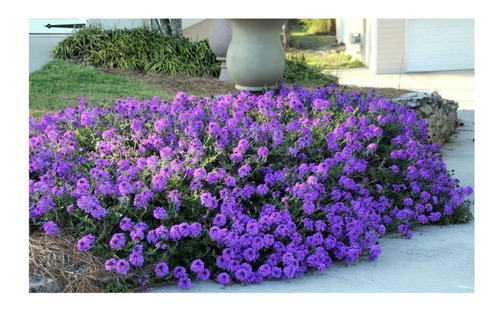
xmin=335 ymin=19 xmax=364 ymax=61
xmin=376 ymin=19 xmax=406 ymax=74
xmin=182 ymin=19 xmax=212 ymax=42
xmin=89 ymin=19 xmax=151 ymax=30
xmin=365 ymin=19 xmax=377 ymax=73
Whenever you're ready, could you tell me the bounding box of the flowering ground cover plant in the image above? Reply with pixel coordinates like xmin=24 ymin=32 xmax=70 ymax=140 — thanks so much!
xmin=29 ymin=83 xmax=473 ymax=291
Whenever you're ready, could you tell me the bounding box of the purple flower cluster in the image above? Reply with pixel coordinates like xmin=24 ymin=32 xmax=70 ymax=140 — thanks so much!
xmin=29 ymin=83 xmax=472 ymax=290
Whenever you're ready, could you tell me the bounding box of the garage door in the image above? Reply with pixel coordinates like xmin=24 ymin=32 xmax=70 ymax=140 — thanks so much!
xmin=406 ymin=19 xmax=474 ymax=72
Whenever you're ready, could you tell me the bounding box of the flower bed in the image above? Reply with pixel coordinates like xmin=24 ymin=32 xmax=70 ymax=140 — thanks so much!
xmin=29 ymin=83 xmax=473 ymax=291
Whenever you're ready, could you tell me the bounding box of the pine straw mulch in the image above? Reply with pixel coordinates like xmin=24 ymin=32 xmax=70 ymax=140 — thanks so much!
xmin=29 ymin=230 xmax=133 ymax=293
xmin=97 ymin=67 xmax=413 ymax=100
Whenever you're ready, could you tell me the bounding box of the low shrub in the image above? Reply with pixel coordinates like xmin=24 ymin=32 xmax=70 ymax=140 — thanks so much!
xmin=298 ymin=19 xmax=336 ymax=35
xmin=51 ymin=26 xmax=219 ymax=77
xmin=29 ymin=83 xmax=472 ymax=291
xmin=282 ymin=52 xmax=338 ymax=85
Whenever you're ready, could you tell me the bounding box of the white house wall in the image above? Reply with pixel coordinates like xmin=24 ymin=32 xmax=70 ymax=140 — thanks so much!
xmin=182 ymin=19 xmax=211 ymax=42
xmin=30 ymin=19 xmax=90 ymax=72
xmin=335 ymin=19 xmax=364 ymax=61
xmin=30 ymin=19 xmax=89 ymax=34
xmin=89 ymin=19 xmax=151 ymax=29
xmin=365 ymin=18 xmax=377 ymax=74
xmin=376 ymin=19 xmax=406 ymax=74
xmin=182 ymin=19 xmax=205 ymax=29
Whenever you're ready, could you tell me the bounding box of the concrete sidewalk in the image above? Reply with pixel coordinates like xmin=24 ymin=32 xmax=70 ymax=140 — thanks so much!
xmin=146 ymin=68 xmax=475 ymax=294
xmin=335 ymin=67 xmax=475 ymax=110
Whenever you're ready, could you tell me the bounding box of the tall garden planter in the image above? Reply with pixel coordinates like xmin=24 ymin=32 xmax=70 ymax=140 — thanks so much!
xmin=226 ymin=19 xmax=287 ymax=91
xmin=208 ymin=19 xmax=232 ymax=82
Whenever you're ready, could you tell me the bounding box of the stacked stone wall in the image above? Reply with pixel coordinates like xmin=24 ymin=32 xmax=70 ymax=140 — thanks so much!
xmin=392 ymin=92 xmax=459 ymax=145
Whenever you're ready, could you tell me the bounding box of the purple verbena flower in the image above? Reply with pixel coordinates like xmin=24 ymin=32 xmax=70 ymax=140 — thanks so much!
xmin=155 ymin=262 xmax=169 ymax=277
xmin=109 ymin=233 xmax=126 ymax=250
xmin=104 ymin=258 xmax=116 ymax=271
xmin=76 ymin=233 xmax=95 ymax=252
xmin=258 ymin=146 xmax=269 ymax=159
xmin=178 ymin=277 xmax=191 ymax=290
xmin=153 ymin=207 xmax=168 ymax=220
xmin=129 ymin=252 xmax=144 ymax=266
xmin=213 ymin=213 xmax=227 ymax=227
xmin=116 ymin=259 xmax=130 ymax=275
xmin=200 ymin=192 xmax=218 ymax=209
xmin=217 ymin=272 xmax=230 ymax=285
xmin=42 ymin=221 xmax=59 ymax=236
xmin=238 ymin=164 xmax=251 ymax=178
xmin=173 ymin=266 xmax=187 ymax=279
xmin=190 ymin=222 xmax=203 ymax=237
xmin=197 ymin=268 xmax=210 ymax=281
xmin=225 ymin=176 xmax=237 ymax=187
xmin=256 ymin=184 xmax=269 ymax=196
xmin=77 ymin=195 xmax=108 ymax=220
xmin=190 ymin=259 xmax=205 ymax=273
xmin=119 ymin=217 xmax=134 ymax=231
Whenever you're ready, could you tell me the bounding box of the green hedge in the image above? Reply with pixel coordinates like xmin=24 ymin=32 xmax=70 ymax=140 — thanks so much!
xmin=282 ymin=53 xmax=338 ymax=85
xmin=298 ymin=19 xmax=336 ymax=35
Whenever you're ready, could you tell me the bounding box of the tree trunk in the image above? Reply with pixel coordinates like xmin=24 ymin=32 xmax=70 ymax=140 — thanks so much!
xmin=282 ymin=20 xmax=293 ymax=49
xmin=159 ymin=19 xmax=171 ymax=35
xmin=158 ymin=19 xmax=183 ymax=38
xmin=170 ymin=19 xmax=183 ymax=38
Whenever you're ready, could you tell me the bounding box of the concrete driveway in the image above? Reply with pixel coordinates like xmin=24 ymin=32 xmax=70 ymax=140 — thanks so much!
xmin=336 ymin=67 xmax=474 ymax=110
xmin=29 ymin=34 xmax=68 ymax=73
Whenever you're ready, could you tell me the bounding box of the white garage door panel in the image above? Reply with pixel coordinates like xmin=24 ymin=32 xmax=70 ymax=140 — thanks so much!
xmin=406 ymin=19 xmax=474 ymax=72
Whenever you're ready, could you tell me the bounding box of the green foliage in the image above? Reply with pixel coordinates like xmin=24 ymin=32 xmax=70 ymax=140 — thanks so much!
xmin=51 ymin=25 xmax=219 ymax=77
xmin=29 ymin=60 xmax=177 ymax=120
xmin=298 ymin=19 xmax=336 ymax=35
xmin=290 ymin=50 xmax=365 ymax=70
xmin=282 ymin=52 xmax=338 ymax=85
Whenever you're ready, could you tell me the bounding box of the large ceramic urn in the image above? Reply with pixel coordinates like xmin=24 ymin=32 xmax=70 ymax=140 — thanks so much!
xmin=208 ymin=19 xmax=232 ymax=82
xmin=226 ymin=19 xmax=287 ymax=91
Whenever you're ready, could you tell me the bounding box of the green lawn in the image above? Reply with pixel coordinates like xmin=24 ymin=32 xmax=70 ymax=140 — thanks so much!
xmin=286 ymin=26 xmax=364 ymax=70
xmin=290 ymin=25 xmax=338 ymax=49
xmin=301 ymin=51 xmax=365 ymax=70
xmin=29 ymin=60 xmax=177 ymax=119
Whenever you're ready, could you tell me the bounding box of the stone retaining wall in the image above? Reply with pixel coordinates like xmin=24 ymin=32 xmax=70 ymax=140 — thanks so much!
xmin=392 ymin=91 xmax=460 ymax=145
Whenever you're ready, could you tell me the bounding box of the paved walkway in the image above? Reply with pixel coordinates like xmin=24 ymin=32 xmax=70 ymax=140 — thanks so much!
xmin=334 ymin=67 xmax=475 ymax=110
xmin=29 ymin=34 xmax=68 ymax=73
xmin=145 ymin=68 xmax=476 ymax=299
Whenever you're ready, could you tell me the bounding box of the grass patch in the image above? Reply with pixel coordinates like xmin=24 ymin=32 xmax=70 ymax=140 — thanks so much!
xmin=285 ymin=50 xmax=364 ymax=71
xmin=282 ymin=53 xmax=338 ymax=85
xmin=286 ymin=25 xmax=364 ymax=70
xmin=297 ymin=19 xmax=336 ymax=35
xmin=30 ymin=58 xmax=337 ymax=121
xmin=302 ymin=51 xmax=365 ymax=70
xmin=289 ymin=29 xmax=337 ymax=50
xmin=29 ymin=60 xmax=177 ymax=119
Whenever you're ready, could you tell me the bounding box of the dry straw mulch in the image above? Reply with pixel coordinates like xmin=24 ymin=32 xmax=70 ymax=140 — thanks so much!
xmin=97 ymin=67 xmax=412 ymax=100
xmin=29 ymin=231 xmax=122 ymax=293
